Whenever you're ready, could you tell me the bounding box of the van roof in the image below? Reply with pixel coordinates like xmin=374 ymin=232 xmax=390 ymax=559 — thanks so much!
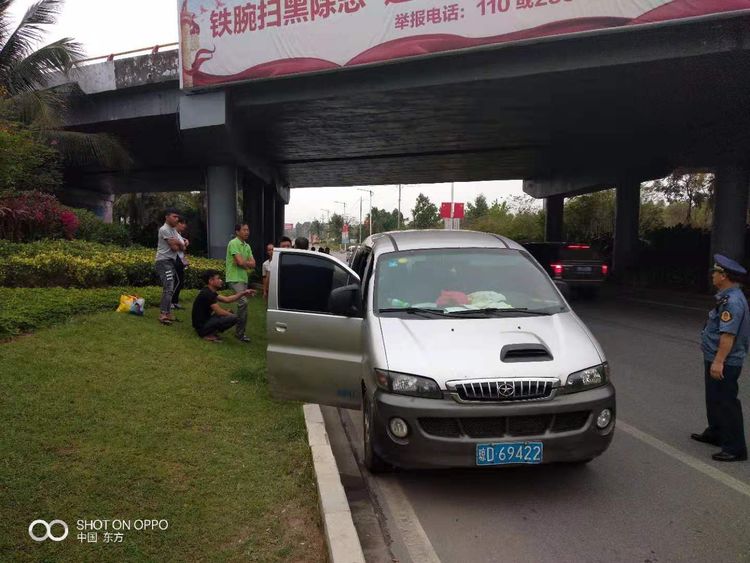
xmin=367 ymin=230 xmax=523 ymax=253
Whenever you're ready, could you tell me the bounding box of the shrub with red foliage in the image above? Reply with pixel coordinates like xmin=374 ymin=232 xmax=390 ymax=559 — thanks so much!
xmin=59 ymin=210 xmax=79 ymax=239
xmin=0 ymin=191 xmax=76 ymax=241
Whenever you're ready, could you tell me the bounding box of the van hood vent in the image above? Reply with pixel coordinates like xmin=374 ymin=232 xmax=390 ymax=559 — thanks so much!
xmin=501 ymin=344 xmax=553 ymax=362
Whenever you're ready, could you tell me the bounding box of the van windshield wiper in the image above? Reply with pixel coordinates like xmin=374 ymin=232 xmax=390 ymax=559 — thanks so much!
xmin=378 ymin=307 xmax=452 ymax=317
xmin=446 ymin=307 xmax=552 ymax=316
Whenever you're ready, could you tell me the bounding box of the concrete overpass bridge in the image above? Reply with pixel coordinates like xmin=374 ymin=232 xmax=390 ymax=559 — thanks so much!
xmin=57 ymin=9 xmax=750 ymax=267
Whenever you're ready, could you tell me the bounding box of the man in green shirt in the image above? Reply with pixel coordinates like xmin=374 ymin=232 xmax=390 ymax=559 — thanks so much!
xmin=225 ymin=223 xmax=256 ymax=343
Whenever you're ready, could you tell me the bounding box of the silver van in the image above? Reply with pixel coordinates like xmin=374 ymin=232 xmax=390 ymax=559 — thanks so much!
xmin=267 ymin=230 xmax=615 ymax=471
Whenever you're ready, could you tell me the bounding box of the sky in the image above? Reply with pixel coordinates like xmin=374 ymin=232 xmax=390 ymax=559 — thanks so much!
xmin=287 ymin=181 xmax=530 ymax=225
xmin=8 ymin=0 xmax=529 ymax=223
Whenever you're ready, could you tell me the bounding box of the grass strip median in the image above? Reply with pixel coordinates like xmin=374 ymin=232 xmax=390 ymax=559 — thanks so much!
xmin=0 ymin=295 xmax=325 ymax=562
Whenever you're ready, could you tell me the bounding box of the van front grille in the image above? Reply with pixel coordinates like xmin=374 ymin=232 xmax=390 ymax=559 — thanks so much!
xmin=449 ymin=379 xmax=557 ymax=402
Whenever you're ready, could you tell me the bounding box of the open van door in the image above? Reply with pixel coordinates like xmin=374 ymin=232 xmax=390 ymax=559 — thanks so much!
xmin=266 ymin=249 xmax=363 ymax=409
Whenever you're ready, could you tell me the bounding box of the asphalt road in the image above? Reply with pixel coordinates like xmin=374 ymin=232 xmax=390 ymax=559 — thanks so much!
xmin=331 ymin=291 xmax=750 ymax=563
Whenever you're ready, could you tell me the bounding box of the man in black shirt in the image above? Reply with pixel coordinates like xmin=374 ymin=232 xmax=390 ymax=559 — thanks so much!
xmin=192 ymin=269 xmax=255 ymax=342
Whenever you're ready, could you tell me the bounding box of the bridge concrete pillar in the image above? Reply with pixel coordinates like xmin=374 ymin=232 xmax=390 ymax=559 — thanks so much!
xmin=544 ymin=195 xmax=564 ymax=242
xmin=263 ymin=184 xmax=277 ymax=247
xmin=710 ymin=164 xmax=749 ymax=262
xmin=275 ymin=197 xmax=286 ymax=243
xmin=206 ymin=165 xmax=238 ymax=259
xmin=613 ymin=181 xmax=641 ymax=277
xmin=242 ymin=174 xmax=264 ymax=271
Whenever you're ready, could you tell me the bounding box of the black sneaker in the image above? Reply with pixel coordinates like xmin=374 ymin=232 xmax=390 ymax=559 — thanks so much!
xmin=236 ymin=335 xmax=251 ymax=343
xmin=690 ymin=432 xmax=721 ymax=446
xmin=712 ymin=451 xmax=748 ymax=462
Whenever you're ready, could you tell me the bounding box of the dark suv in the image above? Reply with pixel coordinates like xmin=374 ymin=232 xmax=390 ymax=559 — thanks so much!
xmin=522 ymin=242 xmax=608 ymax=297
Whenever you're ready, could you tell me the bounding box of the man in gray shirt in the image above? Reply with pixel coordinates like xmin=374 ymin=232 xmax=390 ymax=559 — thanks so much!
xmin=155 ymin=208 xmax=185 ymax=325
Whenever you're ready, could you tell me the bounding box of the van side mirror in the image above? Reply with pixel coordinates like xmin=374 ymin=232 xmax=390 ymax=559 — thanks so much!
xmin=329 ymin=284 xmax=363 ymax=317
xmin=554 ymin=280 xmax=571 ymax=300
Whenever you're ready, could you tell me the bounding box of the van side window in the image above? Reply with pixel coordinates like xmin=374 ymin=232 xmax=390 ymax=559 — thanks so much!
xmin=278 ymin=253 xmax=352 ymax=314
xmin=352 ymin=247 xmax=371 ymax=280
xmin=361 ymin=251 xmax=374 ymax=304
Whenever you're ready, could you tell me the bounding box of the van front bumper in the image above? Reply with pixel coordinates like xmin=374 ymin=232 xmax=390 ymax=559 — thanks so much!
xmin=371 ymin=384 xmax=615 ymax=469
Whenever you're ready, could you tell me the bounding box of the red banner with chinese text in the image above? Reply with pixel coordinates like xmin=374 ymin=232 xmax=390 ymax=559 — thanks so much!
xmin=179 ymin=0 xmax=750 ymax=88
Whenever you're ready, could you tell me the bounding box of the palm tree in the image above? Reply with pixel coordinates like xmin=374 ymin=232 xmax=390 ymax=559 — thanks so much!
xmin=0 ymin=0 xmax=129 ymax=168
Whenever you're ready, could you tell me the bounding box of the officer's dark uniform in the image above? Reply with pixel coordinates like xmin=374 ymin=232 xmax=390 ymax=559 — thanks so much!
xmin=692 ymin=254 xmax=749 ymax=461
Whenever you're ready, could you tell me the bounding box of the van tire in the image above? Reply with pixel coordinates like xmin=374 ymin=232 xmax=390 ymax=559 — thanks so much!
xmin=363 ymin=394 xmax=391 ymax=473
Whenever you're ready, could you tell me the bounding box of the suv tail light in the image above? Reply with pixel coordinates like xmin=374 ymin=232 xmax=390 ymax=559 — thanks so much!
xmin=566 ymin=244 xmax=590 ymax=250
xmin=551 ymin=263 xmax=564 ymax=278
xmin=601 ymin=264 xmax=609 ymax=276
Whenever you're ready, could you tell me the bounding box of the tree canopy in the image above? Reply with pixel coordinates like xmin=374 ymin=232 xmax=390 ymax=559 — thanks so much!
xmin=0 ymin=0 xmax=129 ymax=169
xmin=409 ymin=193 xmax=441 ymax=229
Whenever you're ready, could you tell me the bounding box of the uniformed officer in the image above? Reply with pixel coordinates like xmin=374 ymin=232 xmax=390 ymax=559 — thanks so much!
xmin=691 ymin=254 xmax=749 ymax=462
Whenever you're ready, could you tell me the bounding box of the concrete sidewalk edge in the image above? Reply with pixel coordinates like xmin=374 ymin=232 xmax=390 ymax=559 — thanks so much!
xmin=303 ymin=403 xmax=366 ymax=563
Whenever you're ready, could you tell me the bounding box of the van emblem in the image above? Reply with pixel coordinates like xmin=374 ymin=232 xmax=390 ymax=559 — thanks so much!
xmin=498 ymin=382 xmax=515 ymax=397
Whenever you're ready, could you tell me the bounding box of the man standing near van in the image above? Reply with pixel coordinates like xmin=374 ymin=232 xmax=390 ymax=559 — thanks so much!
xmin=691 ymin=254 xmax=749 ymax=462
xmin=155 ymin=208 xmax=184 ymax=326
xmin=226 ymin=223 xmax=256 ymax=343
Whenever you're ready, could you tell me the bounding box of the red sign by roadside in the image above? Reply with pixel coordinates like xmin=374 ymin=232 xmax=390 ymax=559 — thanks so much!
xmin=440 ymin=202 xmax=465 ymax=219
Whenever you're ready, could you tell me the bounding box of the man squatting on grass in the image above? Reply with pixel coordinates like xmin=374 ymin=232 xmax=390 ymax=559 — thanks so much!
xmin=226 ymin=223 xmax=256 ymax=343
xmin=154 ymin=208 xmax=185 ymax=326
xmin=192 ymin=270 xmax=255 ymax=342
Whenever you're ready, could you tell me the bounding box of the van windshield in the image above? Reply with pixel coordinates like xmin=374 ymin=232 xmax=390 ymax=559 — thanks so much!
xmin=375 ymin=249 xmax=567 ymax=316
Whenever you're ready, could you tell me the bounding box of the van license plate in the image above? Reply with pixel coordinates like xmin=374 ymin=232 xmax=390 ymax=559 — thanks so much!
xmin=476 ymin=442 xmax=543 ymax=465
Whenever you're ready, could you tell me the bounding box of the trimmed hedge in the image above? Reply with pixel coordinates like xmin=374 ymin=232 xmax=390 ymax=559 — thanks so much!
xmin=69 ymin=207 xmax=130 ymax=245
xmin=0 ymin=286 xmax=197 ymax=339
xmin=0 ymin=240 xmax=226 ymax=288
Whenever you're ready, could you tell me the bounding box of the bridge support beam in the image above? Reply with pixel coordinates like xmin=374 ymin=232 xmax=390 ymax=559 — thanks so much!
xmin=613 ymin=181 xmax=641 ymax=277
xmin=242 ymin=173 xmax=287 ymax=271
xmin=544 ymin=196 xmax=564 ymax=242
xmin=263 ymin=183 xmax=277 ymax=247
xmin=206 ymin=165 xmax=238 ymax=260
xmin=275 ymin=197 xmax=286 ymax=243
xmin=710 ymin=164 xmax=749 ymax=262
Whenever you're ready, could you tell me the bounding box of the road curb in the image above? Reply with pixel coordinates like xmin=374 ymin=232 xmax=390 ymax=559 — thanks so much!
xmin=303 ymin=403 xmax=366 ymax=563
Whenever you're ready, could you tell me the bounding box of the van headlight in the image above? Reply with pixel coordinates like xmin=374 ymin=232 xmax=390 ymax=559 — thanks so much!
xmin=561 ymin=363 xmax=609 ymax=394
xmin=374 ymin=369 xmax=443 ymax=399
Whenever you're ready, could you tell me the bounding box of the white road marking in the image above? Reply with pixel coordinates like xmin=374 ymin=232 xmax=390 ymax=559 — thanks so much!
xmin=620 ymin=297 xmax=707 ymax=312
xmin=377 ymin=476 xmax=442 ymax=563
xmin=618 ymin=420 xmax=750 ymax=500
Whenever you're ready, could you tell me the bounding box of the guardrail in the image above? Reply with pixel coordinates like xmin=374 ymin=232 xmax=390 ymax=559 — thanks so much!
xmin=77 ymin=43 xmax=179 ymax=65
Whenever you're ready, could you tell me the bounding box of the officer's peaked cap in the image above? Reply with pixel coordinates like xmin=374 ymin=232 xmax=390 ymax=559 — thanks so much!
xmin=713 ymin=254 xmax=747 ymax=276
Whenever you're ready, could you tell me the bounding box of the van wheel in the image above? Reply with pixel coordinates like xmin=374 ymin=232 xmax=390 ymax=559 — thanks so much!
xmin=363 ymin=394 xmax=391 ymax=473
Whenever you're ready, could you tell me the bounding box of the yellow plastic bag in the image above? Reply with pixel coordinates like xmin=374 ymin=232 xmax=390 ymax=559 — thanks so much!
xmin=116 ymin=295 xmax=145 ymax=315
xmin=116 ymin=295 xmax=136 ymax=313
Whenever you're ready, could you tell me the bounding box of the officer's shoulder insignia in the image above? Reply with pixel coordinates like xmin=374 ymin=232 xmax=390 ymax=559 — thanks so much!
xmin=721 ymin=310 xmax=732 ymax=322
xmin=720 ymin=296 xmax=730 ymax=306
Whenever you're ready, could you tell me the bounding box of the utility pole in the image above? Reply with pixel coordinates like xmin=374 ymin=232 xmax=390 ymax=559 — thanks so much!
xmin=450 ymin=181 xmax=455 ymax=230
xmin=357 ymin=188 xmax=373 ymax=238
xmin=359 ymin=196 xmax=363 ymax=244
xmin=397 ymin=184 xmax=402 ymax=229
xmin=334 ymin=200 xmax=347 ymax=250
xmin=334 ymin=200 xmax=347 ymax=222
xmin=320 ymin=208 xmax=330 ymax=242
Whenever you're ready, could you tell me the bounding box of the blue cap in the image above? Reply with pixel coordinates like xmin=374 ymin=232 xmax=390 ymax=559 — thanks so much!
xmin=713 ymin=254 xmax=747 ymax=276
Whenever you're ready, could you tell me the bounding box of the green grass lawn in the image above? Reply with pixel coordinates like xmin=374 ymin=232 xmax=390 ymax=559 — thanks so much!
xmin=0 ymin=295 xmax=324 ymax=562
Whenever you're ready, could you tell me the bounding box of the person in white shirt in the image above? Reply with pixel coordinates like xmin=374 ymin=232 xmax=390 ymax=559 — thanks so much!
xmin=263 ymin=236 xmax=293 ymax=302
xmin=262 ymin=243 xmax=273 ymax=301
xmin=172 ymin=218 xmax=190 ymax=310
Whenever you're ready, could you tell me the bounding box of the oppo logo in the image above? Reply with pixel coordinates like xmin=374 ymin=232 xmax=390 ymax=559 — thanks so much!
xmin=28 ymin=519 xmax=69 ymax=542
